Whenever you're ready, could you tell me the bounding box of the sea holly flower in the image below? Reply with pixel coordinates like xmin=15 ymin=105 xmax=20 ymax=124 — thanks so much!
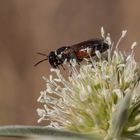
xmin=37 ymin=28 xmax=140 ymax=140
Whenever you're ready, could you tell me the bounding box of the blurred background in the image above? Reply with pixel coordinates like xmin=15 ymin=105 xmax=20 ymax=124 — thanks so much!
xmin=0 ymin=0 xmax=140 ymax=139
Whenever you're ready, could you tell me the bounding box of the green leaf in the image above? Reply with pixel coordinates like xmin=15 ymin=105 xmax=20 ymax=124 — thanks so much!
xmin=0 ymin=125 xmax=100 ymax=140
xmin=108 ymin=91 xmax=132 ymax=139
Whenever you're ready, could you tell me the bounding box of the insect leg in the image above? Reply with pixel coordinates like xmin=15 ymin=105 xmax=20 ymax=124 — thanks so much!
xmin=60 ymin=64 xmax=66 ymax=70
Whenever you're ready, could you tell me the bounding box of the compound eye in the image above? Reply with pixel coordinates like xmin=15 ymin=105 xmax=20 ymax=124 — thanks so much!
xmin=48 ymin=55 xmax=58 ymax=68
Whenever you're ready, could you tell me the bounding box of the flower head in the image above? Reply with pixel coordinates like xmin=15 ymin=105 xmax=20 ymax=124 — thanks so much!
xmin=37 ymin=28 xmax=140 ymax=139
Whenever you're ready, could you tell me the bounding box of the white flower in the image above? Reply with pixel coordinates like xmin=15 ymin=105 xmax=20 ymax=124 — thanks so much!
xmin=37 ymin=28 xmax=140 ymax=139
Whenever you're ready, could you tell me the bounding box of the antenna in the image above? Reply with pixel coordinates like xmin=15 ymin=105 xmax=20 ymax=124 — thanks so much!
xmin=34 ymin=52 xmax=48 ymax=66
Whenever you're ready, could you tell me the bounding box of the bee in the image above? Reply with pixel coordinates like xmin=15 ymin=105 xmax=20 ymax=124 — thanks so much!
xmin=34 ymin=39 xmax=109 ymax=69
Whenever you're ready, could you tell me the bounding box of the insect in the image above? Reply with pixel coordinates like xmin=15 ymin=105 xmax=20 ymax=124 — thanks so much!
xmin=34 ymin=39 xmax=109 ymax=69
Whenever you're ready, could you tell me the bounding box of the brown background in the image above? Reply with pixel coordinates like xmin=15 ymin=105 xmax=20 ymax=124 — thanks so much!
xmin=0 ymin=0 xmax=140 ymax=139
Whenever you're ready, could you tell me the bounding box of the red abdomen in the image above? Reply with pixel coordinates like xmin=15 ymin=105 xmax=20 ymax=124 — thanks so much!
xmin=76 ymin=49 xmax=90 ymax=59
